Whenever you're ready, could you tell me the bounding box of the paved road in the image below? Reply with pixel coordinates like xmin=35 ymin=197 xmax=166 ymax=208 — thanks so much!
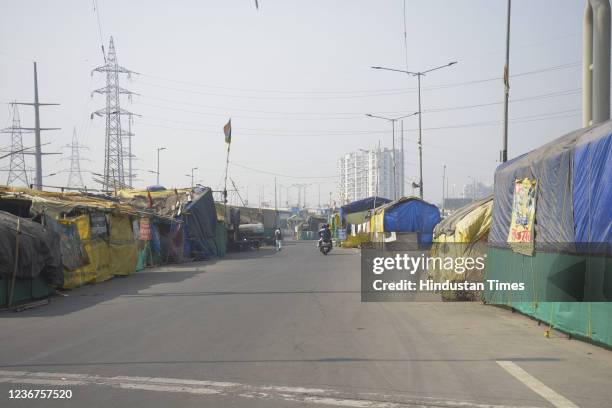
xmin=1 ymin=241 xmax=611 ymax=407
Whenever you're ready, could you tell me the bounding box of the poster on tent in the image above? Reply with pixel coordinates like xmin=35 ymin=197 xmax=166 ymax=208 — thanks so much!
xmin=507 ymin=177 xmax=537 ymax=256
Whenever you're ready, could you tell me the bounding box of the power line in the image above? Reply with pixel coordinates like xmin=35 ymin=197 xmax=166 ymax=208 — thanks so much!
xmin=92 ymin=0 xmax=106 ymax=62
xmin=134 ymin=107 xmax=581 ymax=137
xmin=131 ymin=61 xmax=580 ymax=100
xmin=229 ymin=161 xmax=337 ymax=180
xmin=132 ymin=86 xmax=582 ymax=121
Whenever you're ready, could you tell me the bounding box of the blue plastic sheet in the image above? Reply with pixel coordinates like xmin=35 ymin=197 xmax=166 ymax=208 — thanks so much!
xmin=572 ymin=129 xmax=612 ymax=246
xmin=340 ymin=197 xmax=391 ymax=222
xmin=382 ymin=198 xmax=441 ymax=244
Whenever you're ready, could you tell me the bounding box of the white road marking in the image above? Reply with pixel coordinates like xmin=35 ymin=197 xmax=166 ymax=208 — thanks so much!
xmin=0 ymin=369 xmax=542 ymax=408
xmin=496 ymin=361 xmax=579 ymax=408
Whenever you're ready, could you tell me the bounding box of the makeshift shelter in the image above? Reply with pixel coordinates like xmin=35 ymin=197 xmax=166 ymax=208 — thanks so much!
xmin=340 ymin=196 xmax=391 ymax=248
xmin=429 ymin=195 xmax=493 ymax=300
xmin=120 ymin=186 xmax=221 ymax=261
xmin=0 ymin=210 xmax=61 ymax=307
xmin=370 ymin=197 xmax=441 ymax=249
xmin=0 ymin=187 xmax=140 ymax=290
xmin=485 ymin=120 xmax=611 ymax=347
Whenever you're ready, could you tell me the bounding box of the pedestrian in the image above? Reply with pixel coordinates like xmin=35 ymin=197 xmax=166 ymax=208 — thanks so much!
xmin=274 ymin=227 xmax=283 ymax=251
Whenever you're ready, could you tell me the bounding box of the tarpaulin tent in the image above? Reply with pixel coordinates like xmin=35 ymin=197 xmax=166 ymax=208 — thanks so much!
xmin=119 ymin=186 xmax=220 ymax=260
xmin=0 ymin=210 xmax=62 ymax=285
xmin=429 ymin=195 xmax=493 ymax=300
xmin=371 ymin=197 xmax=441 ymax=246
xmin=0 ymin=188 xmax=140 ymax=289
xmin=339 ymin=197 xmax=391 ymax=248
xmin=485 ymin=120 xmax=611 ymax=347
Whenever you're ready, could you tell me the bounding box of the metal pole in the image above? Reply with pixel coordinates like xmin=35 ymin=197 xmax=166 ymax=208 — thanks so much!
xmin=391 ymin=119 xmax=397 ymax=200
xmin=400 ymin=120 xmax=404 ymax=198
xmin=417 ymin=74 xmax=423 ymax=199
xmin=502 ymin=0 xmax=511 ymax=162
xmin=156 ymin=148 xmax=160 ymax=185
xmin=33 ymin=62 xmax=42 ymax=190
xmin=591 ymin=0 xmax=611 ymax=124
xmin=584 ymin=1 xmax=594 ymax=127
xmin=442 ymin=165 xmax=446 ymax=215
xmin=8 ymin=218 xmax=21 ymax=308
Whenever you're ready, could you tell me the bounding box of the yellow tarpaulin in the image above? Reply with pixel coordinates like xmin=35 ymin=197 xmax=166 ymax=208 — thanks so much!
xmin=429 ymin=199 xmax=493 ymax=300
xmin=108 ymin=214 xmax=137 ymax=276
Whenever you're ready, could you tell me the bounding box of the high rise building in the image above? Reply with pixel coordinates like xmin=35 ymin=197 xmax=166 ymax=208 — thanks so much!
xmin=337 ymin=147 xmax=402 ymax=204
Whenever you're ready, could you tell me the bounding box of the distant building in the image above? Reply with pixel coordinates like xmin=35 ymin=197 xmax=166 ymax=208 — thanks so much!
xmin=338 ymin=148 xmax=403 ymax=204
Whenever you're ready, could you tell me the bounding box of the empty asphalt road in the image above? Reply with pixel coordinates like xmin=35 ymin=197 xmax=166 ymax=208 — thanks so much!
xmin=1 ymin=240 xmax=611 ymax=407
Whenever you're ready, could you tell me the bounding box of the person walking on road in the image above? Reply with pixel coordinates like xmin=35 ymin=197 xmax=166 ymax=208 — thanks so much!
xmin=274 ymin=227 xmax=283 ymax=251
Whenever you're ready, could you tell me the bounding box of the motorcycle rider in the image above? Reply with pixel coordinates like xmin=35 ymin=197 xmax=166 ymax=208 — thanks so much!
xmin=318 ymin=223 xmax=332 ymax=248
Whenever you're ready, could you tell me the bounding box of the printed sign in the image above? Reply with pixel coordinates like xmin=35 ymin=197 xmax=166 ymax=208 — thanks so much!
xmin=90 ymin=213 xmax=108 ymax=237
xmin=337 ymin=228 xmax=347 ymax=240
xmin=139 ymin=217 xmax=152 ymax=241
xmin=507 ymin=178 xmax=537 ymax=255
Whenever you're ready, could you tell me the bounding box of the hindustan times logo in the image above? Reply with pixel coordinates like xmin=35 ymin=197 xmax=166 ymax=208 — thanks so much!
xmin=372 ymin=253 xmax=486 ymax=275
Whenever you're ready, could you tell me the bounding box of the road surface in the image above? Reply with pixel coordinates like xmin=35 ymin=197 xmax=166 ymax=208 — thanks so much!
xmin=1 ymin=241 xmax=611 ymax=407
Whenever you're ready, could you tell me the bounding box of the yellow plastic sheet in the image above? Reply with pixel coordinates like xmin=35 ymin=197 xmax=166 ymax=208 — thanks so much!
xmin=430 ymin=200 xmax=493 ymax=300
xmin=108 ymin=214 xmax=137 ymax=276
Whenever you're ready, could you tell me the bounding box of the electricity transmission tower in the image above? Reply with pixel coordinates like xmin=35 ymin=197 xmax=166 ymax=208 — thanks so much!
xmin=64 ymin=127 xmax=89 ymax=190
xmin=91 ymin=36 xmax=137 ymax=191
xmin=1 ymin=104 xmax=30 ymax=187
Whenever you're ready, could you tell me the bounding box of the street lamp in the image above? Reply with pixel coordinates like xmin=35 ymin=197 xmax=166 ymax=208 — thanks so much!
xmin=156 ymin=147 xmax=166 ymax=185
xmin=372 ymin=61 xmax=458 ymax=199
xmin=185 ymin=167 xmax=198 ymax=188
xmin=365 ymin=112 xmax=418 ymax=200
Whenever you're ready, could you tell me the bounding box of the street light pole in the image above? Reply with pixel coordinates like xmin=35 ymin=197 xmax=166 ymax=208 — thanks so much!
xmin=391 ymin=119 xmax=396 ymax=200
xmin=185 ymin=167 xmax=198 ymax=188
xmin=442 ymin=164 xmax=446 ymax=215
xmin=502 ymin=0 xmax=511 ymax=163
xmin=156 ymin=147 xmax=166 ymax=185
xmin=365 ymin=112 xmax=418 ymax=200
xmin=417 ymin=74 xmax=423 ymax=199
xmin=372 ymin=62 xmax=458 ymax=199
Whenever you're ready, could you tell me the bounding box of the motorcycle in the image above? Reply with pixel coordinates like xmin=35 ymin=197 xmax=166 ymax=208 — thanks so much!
xmin=318 ymin=238 xmax=332 ymax=255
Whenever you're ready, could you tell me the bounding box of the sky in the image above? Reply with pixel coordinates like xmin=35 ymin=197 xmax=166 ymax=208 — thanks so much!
xmin=0 ymin=0 xmax=587 ymax=207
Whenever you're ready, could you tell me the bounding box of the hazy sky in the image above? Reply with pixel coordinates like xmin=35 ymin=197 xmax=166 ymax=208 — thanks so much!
xmin=0 ymin=0 xmax=586 ymax=207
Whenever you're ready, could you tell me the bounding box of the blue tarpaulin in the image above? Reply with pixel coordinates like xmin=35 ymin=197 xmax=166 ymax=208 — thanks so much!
xmin=572 ymin=128 xmax=612 ymax=246
xmin=340 ymin=196 xmax=391 ymax=219
xmin=381 ymin=197 xmax=441 ymax=244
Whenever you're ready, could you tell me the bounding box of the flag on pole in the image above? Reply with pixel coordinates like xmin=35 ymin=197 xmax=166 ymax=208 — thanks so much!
xmin=223 ymin=119 xmax=232 ymax=144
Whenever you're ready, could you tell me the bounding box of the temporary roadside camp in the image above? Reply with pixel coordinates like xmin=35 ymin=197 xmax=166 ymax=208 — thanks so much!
xmin=340 ymin=196 xmax=391 ymax=247
xmin=120 ymin=186 xmax=221 ymax=261
xmin=0 ymin=188 xmax=140 ymax=290
xmin=486 ymin=120 xmax=611 ymax=347
xmin=371 ymin=197 xmax=441 ymax=248
xmin=429 ymin=195 xmax=493 ymax=300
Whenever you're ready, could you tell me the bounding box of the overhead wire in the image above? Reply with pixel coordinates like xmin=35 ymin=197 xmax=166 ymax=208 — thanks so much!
xmin=131 ymin=61 xmax=580 ymax=100
xmin=134 ymin=107 xmax=581 ymax=137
